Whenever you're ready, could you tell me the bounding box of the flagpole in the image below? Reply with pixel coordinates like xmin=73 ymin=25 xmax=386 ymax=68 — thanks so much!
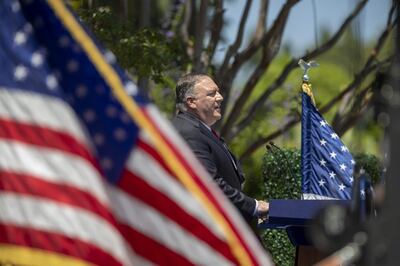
xmin=298 ymin=59 xmax=319 ymax=106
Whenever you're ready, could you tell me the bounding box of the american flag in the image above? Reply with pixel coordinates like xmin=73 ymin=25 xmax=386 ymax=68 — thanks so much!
xmin=0 ymin=1 xmax=272 ymax=265
xmin=301 ymin=84 xmax=354 ymax=200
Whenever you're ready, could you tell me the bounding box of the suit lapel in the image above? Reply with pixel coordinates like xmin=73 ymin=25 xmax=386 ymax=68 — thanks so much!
xmin=198 ymin=123 xmax=227 ymax=152
xmin=177 ymin=112 xmax=244 ymax=182
xmin=177 ymin=112 xmax=222 ymax=147
xmin=198 ymin=122 xmax=243 ymax=180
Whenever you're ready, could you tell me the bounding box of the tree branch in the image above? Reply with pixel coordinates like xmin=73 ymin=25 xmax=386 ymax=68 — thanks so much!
xmin=193 ymin=0 xmax=209 ymax=72
xmin=220 ymin=0 xmax=299 ymax=81
xmin=213 ymin=0 xmax=299 ymax=120
xmin=205 ymin=0 xmax=224 ymax=67
xmin=219 ymin=0 xmax=253 ymax=77
xmin=239 ymin=57 xmax=392 ymax=160
xmin=363 ymin=0 xmax=397 ymax=70
xmin=239 ymin=115 xmax=299 ymax=161
xmin=336 ymin=103 xmax=370 ymax=137
xmin=229 ymin=59 xmax=297 ymax=140
xmin=179 ymin=0 xmax=192 ymax=45
xmin=226 ymin=0 xmax=370 ymax=141
xmin=320 ymin=57 xmax=392 ymax=114
xmin=320 ymin=2 xmax=396 ymax=118
xmin=253 ymin=0 xmax=269 ymax=43
xmin=334 ymin=81 xmax=374 ymax=136
xmin=220 ymin=0 xmax=299 ymax=137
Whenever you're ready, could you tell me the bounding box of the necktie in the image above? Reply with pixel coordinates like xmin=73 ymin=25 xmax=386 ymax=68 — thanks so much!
xmin=211 ymin=129 xmax=237 ymax=170
xmin=211 ymin=129 xmax=219 ymax=139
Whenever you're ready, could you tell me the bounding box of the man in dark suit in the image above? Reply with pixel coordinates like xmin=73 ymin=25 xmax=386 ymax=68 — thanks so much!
xmin=172 ymin=73 xmax=269 ymax=223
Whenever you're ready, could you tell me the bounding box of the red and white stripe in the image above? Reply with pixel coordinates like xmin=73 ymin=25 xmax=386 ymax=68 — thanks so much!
xmin=0 ymin=87 xmax=272 ymax=265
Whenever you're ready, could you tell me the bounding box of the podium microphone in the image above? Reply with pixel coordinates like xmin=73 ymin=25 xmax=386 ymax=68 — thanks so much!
xmin=266 ymin=142 xmax=297 ymax=199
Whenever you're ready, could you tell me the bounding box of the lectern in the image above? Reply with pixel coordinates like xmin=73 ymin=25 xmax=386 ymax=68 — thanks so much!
xmin=259 ymin=200 xmax=350 ymax=266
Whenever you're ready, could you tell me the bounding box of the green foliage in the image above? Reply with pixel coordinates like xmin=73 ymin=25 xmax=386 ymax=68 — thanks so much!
xmin=151 ymin=76 xmax=177 ymax=116
xmin=77 ymin=6 xmax=187 ymax=84
xmin=261 ymin=149 xmax=301 ymax=266
xmin=262 ymin=149 xmax=302 ymax=200
xmin=353 ymin=153 xmax=385 ymax=185
xmin=242 ymin=154 xmax=265 ymax=200
xmin=261 ymin=229 xmax=295 ymax=266
xmin=261 ymin=148 xmax=383 ymax=265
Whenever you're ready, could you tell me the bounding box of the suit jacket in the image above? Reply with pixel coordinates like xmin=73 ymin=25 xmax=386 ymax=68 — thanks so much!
xmin=172 ymin=111 xmax=256 ymax=221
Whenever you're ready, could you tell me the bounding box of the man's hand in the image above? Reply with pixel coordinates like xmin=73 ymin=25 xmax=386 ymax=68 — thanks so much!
xmin=256 ymin=200 xmax=269 ymax=216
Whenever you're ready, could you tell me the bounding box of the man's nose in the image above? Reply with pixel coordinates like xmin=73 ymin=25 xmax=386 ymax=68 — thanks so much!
xmin=216 ymin=92 xmax=223 ymax=102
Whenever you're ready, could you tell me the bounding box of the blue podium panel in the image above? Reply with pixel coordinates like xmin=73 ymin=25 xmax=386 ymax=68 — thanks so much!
xmin=266 ymin=199 xmax=350 ymax=227
xmin=259 ymin=200 xmax=350 ymax=246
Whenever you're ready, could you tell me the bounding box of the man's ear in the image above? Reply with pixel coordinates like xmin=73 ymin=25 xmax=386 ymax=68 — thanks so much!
xmin=186 ymin=97 xmax=196 ymax=109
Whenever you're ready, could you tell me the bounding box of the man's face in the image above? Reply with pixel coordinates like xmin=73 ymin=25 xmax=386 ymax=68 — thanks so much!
xmin=188 ymin=76 xmax=223 ymax=126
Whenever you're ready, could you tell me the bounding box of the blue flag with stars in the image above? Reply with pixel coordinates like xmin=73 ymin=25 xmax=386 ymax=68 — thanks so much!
xmin=301 ymin=87 xmax=354 ymax=199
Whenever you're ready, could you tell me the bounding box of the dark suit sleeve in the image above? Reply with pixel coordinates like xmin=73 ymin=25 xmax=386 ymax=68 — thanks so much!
xmin=184 ymin=136 xmax=257 ymax=220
